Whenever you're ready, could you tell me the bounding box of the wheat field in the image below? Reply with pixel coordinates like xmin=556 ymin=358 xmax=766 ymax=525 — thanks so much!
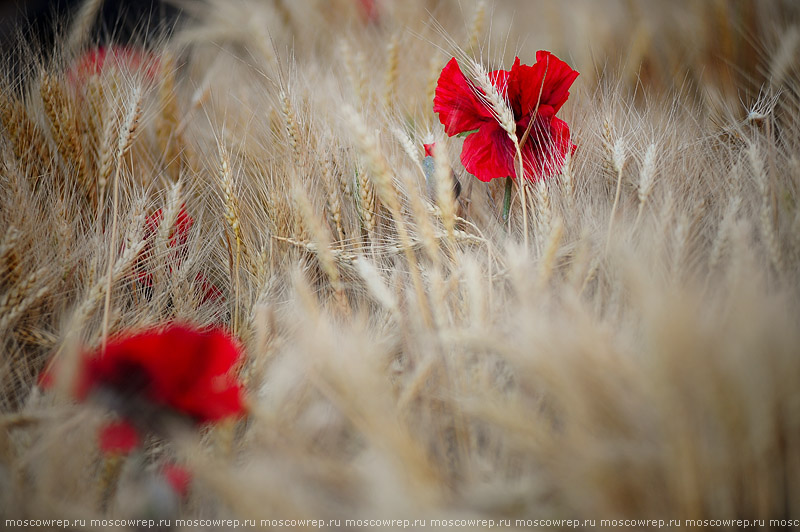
xmin=1 ymin=0 xmax=800 ymax=530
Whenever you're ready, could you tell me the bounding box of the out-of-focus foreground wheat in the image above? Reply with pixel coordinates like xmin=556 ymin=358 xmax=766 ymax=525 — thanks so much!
xmin=2 ymin=0 xmax=800 ymax=528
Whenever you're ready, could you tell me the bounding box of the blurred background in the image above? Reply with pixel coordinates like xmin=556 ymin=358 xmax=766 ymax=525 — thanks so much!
xmin=0 ymin=0 xmax=180 ymax=52
xmin=1 ymin=0 xmax=796 ymax=103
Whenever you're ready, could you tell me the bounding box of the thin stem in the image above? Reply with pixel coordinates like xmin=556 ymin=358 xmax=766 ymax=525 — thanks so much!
xmin=514 ymin=143 xmax=529 ymax=249
xmin=634 ymin=201 xmax=645 ymax=231
xmin=502 ymin=176 xmax=513 ymax=226
xmin=234 ymin=238 xmax=241 ymax=336
xmin=101 ymin=157 xmax=122 ymax=351
xmin=606 ymin=166 xmax=624 ymax=252
xmin=98 ymin=453 xmax=124 ymax=512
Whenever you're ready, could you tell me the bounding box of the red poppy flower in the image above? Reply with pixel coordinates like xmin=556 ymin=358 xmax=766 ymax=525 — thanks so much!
xmin=68 ymin=46 xmax=160 ymax=85
xmin=133 ymin=205 xmax=222 ymax=304
xmin=98 ymin=419 xmax=140 ymax=455
xmin=423 ymin=142 xmax=436 ymax=158
xmin=133 ymin=204 xmax=193 ymax=288
xmin=161 ymin=463 xmax=192 ymax=498
xmin=433 ymin=51 xmax=578 ymax=182
xmin=144 ymin=205 xmax=194 ymax=248
xmin=75 ymin=325 xmax=246 ymax=424
xmin=356 ymin=0 xmax=380 ymax=24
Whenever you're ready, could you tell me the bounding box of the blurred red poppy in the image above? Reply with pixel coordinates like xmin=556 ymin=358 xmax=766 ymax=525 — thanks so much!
xmin=433 ymin=51 xmax=578 ymax=182
xmin=75 ymin=325 xmax=246 ymax=424
xmin=98 ymin=419 xmax=140 ymax=455
xmin=68 ymin=45 xmax=160 ymax=85
xmin=134 ymin=205 xmax=222 ymax=304
xmin=161 ymin=463 xmax=192 ymax=498
xmin=356 ymin=0 xmax=380 ymax=24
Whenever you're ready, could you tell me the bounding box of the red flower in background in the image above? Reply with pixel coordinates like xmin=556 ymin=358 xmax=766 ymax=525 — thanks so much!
xmin=75 ymin=325 xmax=246 ymax=424
xmin=356 ymin=0 xmax=380 ymax=24
xmin=134 ymin=205 xmax=222 ymax=304
xmin=161 ymin=463 xmax=192 ymax=498
xmin=433 ymin=51 xmax=578 ymax=182
xmin=144 ymin=205 xmax=194 ymax=248
xmin=68 ymin=45 xmax=160 ymax=85
xmin=98 ymin=419 xmax=140 ymax=455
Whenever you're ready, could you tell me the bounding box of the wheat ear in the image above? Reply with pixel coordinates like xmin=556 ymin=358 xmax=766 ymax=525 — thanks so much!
xmin=292 ymin=183 xmax=350 ymax=315
xmin=345 ymin=105 xmax=433 ymax=327
xmin=748 ymin=142 xmax=783 ymax=272
xmin=634 ymin=143 xmax=657 ymax=229
xmin=218 ymin=144 xmax=243 ymax=335
xmin=101 ymin=88 xmax=142 ymax=350
xmin=0 ymin=267 xmax=49 ymax=332
xmin=320 ymin=153 xmax=345 ymax=242
xmin=605 ymin=136 xmax=627 ymax=252
xmin=157 ymin=52 xmax=183 ymax=181
xmin=41 ymin=73 xmax=88 ymax=195
xmin=467 ymin=1 xmax=486 ymax=55
xmin=432 ymin=142 xmax=457 ymax=250
xmin=469 ymin=59 xmax=528 ymax=247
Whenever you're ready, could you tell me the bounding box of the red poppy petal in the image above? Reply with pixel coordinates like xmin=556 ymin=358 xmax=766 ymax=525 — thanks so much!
xmin=509 ymin=52 xmax=578 ymax=119
xmin=489 ymin=58 xmax=516 ymax=114
xmin=161 ymin=463 xmax=192 ymax=497
xmin=98 ymin=419 xmax=140 ymax=455
xmin=145 ymin=209 xmax=164 ymax=238
xmin=489 ymin=63 xmax=513 ymax=95
xmin=68 ymin=46 xmax=160 ymax=87
xmin=434 ymin=58 xmax=492 ymax=136
xmin=520 ymin=116 xmax=572 ymax=181
xmin=533 ymin=50 xmax=579 ymax=113
xmin=78 ymin=325 xmax=246 ymax=424
xmin=174 ymin=329 xmax=244 ymax=422
xmin=461 ymin=123 xmax=516 ymax=182
xmin=176 ymin=380 xmax=245 ymax=423
xmin=67 ymin=47 xmax=108 ymax=83
xmin=173 ymin=206 xmax=194 ymax=248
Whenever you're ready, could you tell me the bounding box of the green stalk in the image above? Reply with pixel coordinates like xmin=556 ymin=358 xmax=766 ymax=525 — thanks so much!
xmin=502 ymin=176 xmax=513 ymax=226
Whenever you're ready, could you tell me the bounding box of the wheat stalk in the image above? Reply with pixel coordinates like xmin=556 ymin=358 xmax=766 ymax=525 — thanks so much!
xmin=0 ymin=226 xmax=21 ymax=287
xmin=320 ymin=153 xmax=345 ymax=242
xmin=634 ymin=143 xmax=657 ymax=229
xmin=560 ymin=149 xmax=574 ymax=212
xmin=280 ymin=90 xmax=303 ymax=166
xmin=537 ymin=217 xmax=563 ymax=290
xmin=384 ymin=34 xmax=400 ymax=108
xmin=353 ymin=256 xmax=399 ymax=316
xmin=292 ymin=183 xmax=350 ymax=315
xmin=467 ymin=1 xmax=486 ymax=55
xmin=340 ymin=41 xmax=367 ymax=105
xmin=345 ymin=105 xmax=433 ymax=326
xmin=748 ymin=142 xmax=783 ymax=272
xmin=399 ymin=169 xmax=440 ymax=267
xmin=533 ymin=180 xmax=552 ymax=249
xmin=101 ymin=87 xmax=142 ymax=350
xmin=41 ymin=73 xmax=88 ymax=194
xmin=0 ymin=267 xmax=49 ymax=332
xmin=605 ymin=136 xmax=628 ymax=252
xmin=66 ymin=0 xmax=104 ymax=53
xmin=0 ymin=94 xmax=52 ymax=186
xmin=218 ymin=143 xmax=244 ymax=334
xmin=432 ymin=142 xmax=457 ymax=250
xmin=468 ymin=59 xmax=529 ymax=247
xmin=157 ymin=52 xmax=183 ymax=181
xmin=97 ymin=96 xmax=120 ymax=203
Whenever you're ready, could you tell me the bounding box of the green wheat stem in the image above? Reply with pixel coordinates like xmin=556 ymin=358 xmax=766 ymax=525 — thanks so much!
xmin=502 ymin=176 xmax=513 ymax=227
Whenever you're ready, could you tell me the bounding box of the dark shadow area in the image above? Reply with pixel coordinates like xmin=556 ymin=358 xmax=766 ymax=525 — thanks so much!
xmin=0 ymin=0 xmax=181 ymax=73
